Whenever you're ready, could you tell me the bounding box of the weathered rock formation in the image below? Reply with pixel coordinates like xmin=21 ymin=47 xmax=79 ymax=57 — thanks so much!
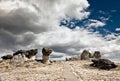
xmin=1 ymin=55 xmax=13 ymax=60
xmin=92 ymin=51 xmax=101 ymax=60
xmin=81 ymin=50 xmax=92 ymax=60
xmin=42 ymin=47 xmax=52 ymax=64
xmin=10 ymin=49 xmax=38 ymax=66
xmin=90 ymin=59 xmax=117 ymax=70
xmin=13 ymin=49 xmax=38 ymax=60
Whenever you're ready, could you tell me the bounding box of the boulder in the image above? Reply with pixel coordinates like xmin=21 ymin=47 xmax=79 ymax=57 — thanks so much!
xmin=81 ymin=50 xmax=92 ymax=60
xmin=92 ymin=51 xmax=101 ymax=59
xmin=90 ymin=59 xmax=117 ymax=70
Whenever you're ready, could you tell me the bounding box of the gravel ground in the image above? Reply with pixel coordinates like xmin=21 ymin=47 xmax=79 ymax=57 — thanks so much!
xmin=0 ymin=60 xmax=64 ymax=81
xmin=0 ymin=60 xmax=120 ymax=81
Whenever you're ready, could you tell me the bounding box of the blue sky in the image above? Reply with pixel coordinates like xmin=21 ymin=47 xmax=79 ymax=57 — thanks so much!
xmin=61 ymin=0 xmax=120 ymax=37
xmin=88 ymin=0 xmax=120 ymax=34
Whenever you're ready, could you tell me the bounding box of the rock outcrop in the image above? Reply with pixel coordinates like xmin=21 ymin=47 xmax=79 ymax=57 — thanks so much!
xmin=90 ymin=59 xmax=117 ymax=70
xmin=81 ymin=50 xmax=92 ymax=60
xmin=10 ymin=49 xmax=38 ymax=66
xmin=42 ymin=47 xmax=52 ymax=64
xmin=13 ymin=49 xmax=38 ymax=60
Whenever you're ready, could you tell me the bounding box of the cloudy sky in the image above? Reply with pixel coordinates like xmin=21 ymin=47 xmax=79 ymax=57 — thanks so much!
xmin=0 ymin=0 xmax=120 ymax=61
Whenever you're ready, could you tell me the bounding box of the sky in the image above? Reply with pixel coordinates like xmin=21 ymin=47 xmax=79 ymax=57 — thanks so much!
xmin=0 ymin=0 xmax=120 ymax=61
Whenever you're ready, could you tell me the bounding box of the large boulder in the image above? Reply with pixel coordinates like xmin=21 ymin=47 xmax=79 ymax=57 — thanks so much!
xmin=42 ymin=47 xmax=52 ymax=64
xmin=81 ymin=50 xmax=92 ymax=60
xmin=90 ymin=59 xmax=117 ymax=70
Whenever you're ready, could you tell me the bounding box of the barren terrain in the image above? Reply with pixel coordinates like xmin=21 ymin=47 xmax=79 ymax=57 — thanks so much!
xmin=0 ymin=60 xmax=120 ymax=81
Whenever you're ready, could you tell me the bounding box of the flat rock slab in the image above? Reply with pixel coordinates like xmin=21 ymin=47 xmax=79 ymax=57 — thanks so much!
xmin=62 ymin=62 xmax=79 ymax=81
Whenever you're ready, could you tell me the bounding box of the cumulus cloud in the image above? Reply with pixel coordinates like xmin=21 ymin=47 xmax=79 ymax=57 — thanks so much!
xmin=36 ymin=27 xmax=106 ymax=53
xmin=0 ymin=0 xmax=90 ymax=55
xmin=0 ymin=0 xmax=120 ymax=61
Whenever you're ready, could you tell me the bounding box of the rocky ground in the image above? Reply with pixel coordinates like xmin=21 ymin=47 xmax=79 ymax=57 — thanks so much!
xmin=0 ymin=60 xmax=120 ymax=81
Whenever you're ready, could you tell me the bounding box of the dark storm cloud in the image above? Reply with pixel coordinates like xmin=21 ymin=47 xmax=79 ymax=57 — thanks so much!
xmin=0 ymin=29 xmax=16 ymax=49
xmin=0 ymin=8 xmax=47 ymax=34
xmin=0 ymin=8 xmax=48 ymax=51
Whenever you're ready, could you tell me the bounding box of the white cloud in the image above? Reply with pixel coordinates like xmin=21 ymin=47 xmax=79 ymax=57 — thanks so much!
xmin=99 ymin=17 xmax=110 ymax=22
xmin=0 ymin=0 xmax=90 ymax=55
xmin=104 ymin=33 xmax=117 ymax=41
xmin=0 ymin=0 xmax=120 ymax=61
xmin=116 ymin=28 xmax=120 ymax=31
xmin=86 ymin=19 xmax=106 ymax=28
xmin=35 ymin=26 xmax=108 ymax=57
